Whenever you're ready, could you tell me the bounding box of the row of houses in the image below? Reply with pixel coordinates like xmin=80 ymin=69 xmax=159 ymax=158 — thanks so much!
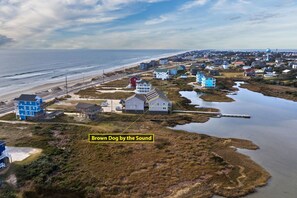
xmin=139 ymin=58 xmax=170 ymax=71
xmin=139 ymin=60 xmax=159 ymax=70
xmin=153 ymin=65 xmax=187 ymax=80
xmin=125 ymin=88 xmax=172 ymax=114
xmin=14 ymin=94 xmax=102 ymax=121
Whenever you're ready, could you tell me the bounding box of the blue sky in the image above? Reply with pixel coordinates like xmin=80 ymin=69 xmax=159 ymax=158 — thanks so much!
xmin=0 ymin=0 xmax=297 ymax=49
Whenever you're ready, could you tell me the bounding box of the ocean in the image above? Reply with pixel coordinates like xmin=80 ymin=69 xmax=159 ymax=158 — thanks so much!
xmin=0 ymin=49 xmax=183 ymax=98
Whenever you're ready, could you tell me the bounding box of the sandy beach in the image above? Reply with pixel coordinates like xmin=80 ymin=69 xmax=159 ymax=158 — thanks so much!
xmin=0 ymin=51 xmax=186 ymax=103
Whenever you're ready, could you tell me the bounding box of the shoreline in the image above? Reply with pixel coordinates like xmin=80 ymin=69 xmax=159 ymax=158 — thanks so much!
xmin=0 ymin=50 xmax=188 ymax=102
xmin=0 ymin=63 xmax=271 ymax=197
xmin=240 ymin=80 xmax=297 ymax=102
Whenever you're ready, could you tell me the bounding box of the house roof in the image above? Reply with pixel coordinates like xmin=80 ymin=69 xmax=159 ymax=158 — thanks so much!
xmin=126 ymin=94 xmax=147 ymax=102
xmin=283 ymin=69 xmax=291 ymax=73
xmin=203 ymin=75 xmax=215 ymax=79
xmin=146 ymin=88 xmax=169 ymax=102
xmin=14 ymin=94 xmax=38 ymax=101
xmin=76 ymin=103 xmax=102 ymax=112
xmin=154 ymin=68 xmax=169 ymax=73
xmin=136 ymin=79 xmax=150 ymax=84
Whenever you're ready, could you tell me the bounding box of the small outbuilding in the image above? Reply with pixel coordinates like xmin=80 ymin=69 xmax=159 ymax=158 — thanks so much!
xmin=76 ymin=103 xmax=103 ymax=120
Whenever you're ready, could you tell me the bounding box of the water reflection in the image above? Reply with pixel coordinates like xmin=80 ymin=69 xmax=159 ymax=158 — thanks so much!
xmin=173 ymin=83 xmax=297 ymax=198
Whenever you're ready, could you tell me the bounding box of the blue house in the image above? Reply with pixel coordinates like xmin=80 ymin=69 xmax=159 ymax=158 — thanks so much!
xmin=0 ymin=141 xmax=9 ymax=170
xmin=196 ymin=72 xmax=205 ymax=84
xmin=202 ymin=76 xmax=216 ymax=88
xmin=169 ymin=68 xmax=178 ymax=76
xmin=139 ymin=62 xmax=149 ymax=70
xmin=177 ymin=65 xmax=186 ymax=71
xmin=14 ymin=94 xmax=44 ymax=120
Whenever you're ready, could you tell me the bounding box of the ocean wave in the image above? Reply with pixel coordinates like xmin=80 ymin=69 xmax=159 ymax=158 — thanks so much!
xmin=3 ymin=71 xmax=50 ymax=79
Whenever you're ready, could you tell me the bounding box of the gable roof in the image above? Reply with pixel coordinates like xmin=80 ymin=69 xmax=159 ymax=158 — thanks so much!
xmin=136 ymin=79 xmax=150 ymax=84
xmin=146 ymin=88 xmax=169 ymax=102
xmin=14 ymin=94 xmax=38 ymax=101
xmin=126 ymin=94 xmax=147 ymax=102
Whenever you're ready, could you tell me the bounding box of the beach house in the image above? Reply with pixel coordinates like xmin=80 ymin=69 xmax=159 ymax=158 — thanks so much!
xmin=135 ymin=79 xmax=152 ymax=94
xmin=190 ymin=68 xmax=198 ymax=75
xmin=14 ymin=94 xmax=44 ymax=120
xmin=146 ymin=89 xmax=171 ymax=114
xmin=125 ymin=94 xmax=146 ymax=113
xmin=209 ymin=70 xmax=220 ymax=76
xmin=159 ymin=58 xmax=169 ymax=65
xmin=244 ymin=68 xmax=256 ymax=77
xmin=222 ymin=61 xmax=229 ymax=69
xmin=76 ymin=103 xmax=103 ymax=120
xmin=139 ymin=62 xmax=149 ymax=70
xmin=129 ymin=76 xmax=140 ymax=88
xmin=201 ymin=76 xmax=216 ymax=88
xmin=0 ymin=141 xmax=9 ymax=170
xmin=169 ymin=68 xmax=178 ymax=76
xmin=196 ymin=72 xmax=205 ymax=84
xmin=153 ymin=68 xmax=170 ymax=80
xmin=124 ymin=88 xmax=171 ymax=114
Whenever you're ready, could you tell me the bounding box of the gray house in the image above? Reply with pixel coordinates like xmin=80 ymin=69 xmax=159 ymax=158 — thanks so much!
xmin=146 ymin=89 xmax=171 ymax=114
xmin=76 ymin=103 xmax=103 ymax=120
xmin=125 ymin=94 xmax=146 ymax=113
xmin=124 ymin=88 xmax=171 ymax=114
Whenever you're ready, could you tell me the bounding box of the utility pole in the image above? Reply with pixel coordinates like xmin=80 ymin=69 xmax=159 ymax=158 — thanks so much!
xmin=102 ymin=69 xmax=105 ymax=84
xmin=65 ymin=75 xmax=68 ymax=96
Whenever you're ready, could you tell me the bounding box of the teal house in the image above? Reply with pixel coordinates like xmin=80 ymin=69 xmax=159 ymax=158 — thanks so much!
xmin=201 ymin=76 xmax=216 ymax=88
xmin=14 ymin=94 xmax=44 ymax=120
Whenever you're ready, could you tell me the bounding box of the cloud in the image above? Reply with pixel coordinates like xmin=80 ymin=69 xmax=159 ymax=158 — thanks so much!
xmin=212 ymin=0 xmax=251 ymax=14
xmin=0 ymin=0 xmax=297 ymax=49
xmin=180 ymin=0 xmax=209 ymax=11
xmin=248 ymin=13 xmax=280 ymax=23
xmin=0 ymin=0 xmax=162 ymax=46
xmin=0 ymin=34 xmax=13 ymax=46
xmin=145 ymin=15 xmax=169 ymax=25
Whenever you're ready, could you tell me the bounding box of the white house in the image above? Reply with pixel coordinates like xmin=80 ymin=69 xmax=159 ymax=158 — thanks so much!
xmin=264 ymin=72 xmax=278 ymax=78
xmin=135 ymin=79 xmax=152 ymax=94
xmin=124 ymin=88 xmax=172 ymax=114
xmin=222 ymin=61 xmax=229 ymax=69
xmin=159 ymin=58 xmax=169 ymax=65
xmin=146 ymin=89 xmax=171 ymax=114
xmin=125 ymin=94 xmax=146 ymax=113
xmin=153 ymin=69 xmax=170 ymax=80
